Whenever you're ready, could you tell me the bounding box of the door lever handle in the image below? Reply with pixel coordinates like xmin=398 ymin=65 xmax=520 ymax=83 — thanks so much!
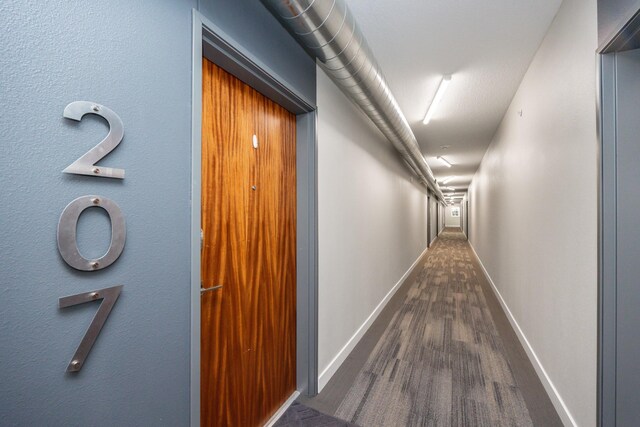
xmin=201 ymin=285 xmax=223 ymax=294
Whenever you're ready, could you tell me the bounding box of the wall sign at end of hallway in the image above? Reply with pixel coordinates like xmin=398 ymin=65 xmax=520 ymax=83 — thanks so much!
xmin=62 ymin=101 xmax=125 ymax=179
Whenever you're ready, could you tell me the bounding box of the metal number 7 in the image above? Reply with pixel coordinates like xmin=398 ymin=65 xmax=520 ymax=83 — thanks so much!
xmin=59 ymin=285 xmax=123 ymax=372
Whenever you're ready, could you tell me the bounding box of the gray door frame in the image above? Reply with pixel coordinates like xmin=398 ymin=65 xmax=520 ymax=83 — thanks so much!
xmin=598 ymin=8 xmax=640 ymax=425
xmin=190 ymin=10 xmax=318 ymax=426
xmin=427 ymin=193 xmax=431 ymax=247
xmin=598 ymin=52 xmax=615 ymax=427
xmin=465 ymin=200 xmax=469 ymax=239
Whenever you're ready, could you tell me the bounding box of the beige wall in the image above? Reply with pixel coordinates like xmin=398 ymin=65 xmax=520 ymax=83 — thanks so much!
xmin=468 ymin=0 xmax=598 ymax=425
xmin=316 ymin=67 xmax=430 ymax=390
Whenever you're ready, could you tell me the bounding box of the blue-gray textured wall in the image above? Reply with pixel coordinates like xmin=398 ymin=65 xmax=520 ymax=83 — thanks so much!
xmin=0 ymin=1 xmax=315 ymax=425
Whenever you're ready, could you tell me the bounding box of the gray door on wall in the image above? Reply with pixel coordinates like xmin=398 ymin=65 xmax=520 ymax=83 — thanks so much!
xmin=427 ymin=195 xmax=431 ymax=247
xmin=429 ymin=198 xmax=437 ymax=243
xmin=613 ymin=48 xmax=640 ymax=426
xmin=601 ymin=47 xmax=640 ymax=426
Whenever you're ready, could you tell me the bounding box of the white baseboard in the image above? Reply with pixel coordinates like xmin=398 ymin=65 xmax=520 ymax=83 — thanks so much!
xmin=317 ymin=244 xmax=430 ymax=391
xmin=468 ymin=243 xmax=577 ymax=427
xmin=264 ymin=390 xmax=299 ymax=427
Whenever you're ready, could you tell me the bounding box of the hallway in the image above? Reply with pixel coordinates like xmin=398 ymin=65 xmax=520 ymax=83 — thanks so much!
xmin=302 ymin=229 xmax=561 ymax=426
xmin=3 ymin=0 xmax=631 ymax=424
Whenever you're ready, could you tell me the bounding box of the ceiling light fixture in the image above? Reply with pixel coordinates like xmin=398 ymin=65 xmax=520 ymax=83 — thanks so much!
xmin=423 ymin=75 xmax=452 ymax=125
xmin=437 ymin=156 xmax=452 ymax=168
xmin=440 ymin=176 xmax=456 ymax=184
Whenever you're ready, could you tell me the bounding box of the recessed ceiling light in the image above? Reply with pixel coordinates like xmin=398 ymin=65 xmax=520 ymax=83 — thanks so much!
xmin=437 ymin=156 xmax=452 ymax=168
xmin=423 ymin=75 xmax=452 ymax=125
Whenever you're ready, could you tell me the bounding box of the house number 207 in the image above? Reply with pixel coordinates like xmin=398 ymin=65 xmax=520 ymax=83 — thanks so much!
xmin=57 ymin=101 xmax=127 ymax=372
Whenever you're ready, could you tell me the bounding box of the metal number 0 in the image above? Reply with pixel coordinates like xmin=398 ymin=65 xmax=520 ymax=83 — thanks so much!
xmin=57 ymin=195 xmax=126 ymax=271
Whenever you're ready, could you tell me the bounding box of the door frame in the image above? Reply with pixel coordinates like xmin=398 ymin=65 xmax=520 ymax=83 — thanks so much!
xmin=597 ymin=49 xmax=616 ymax=427
xmin=426 ymin=193 xmax=431 ymax=247
xmin=465 ymin=199 xmax=469 ymax=239
xmin=190 ymin=10 xmax=318 ymax=426
xmin=598 ymin=5 xmax=640 ymax=425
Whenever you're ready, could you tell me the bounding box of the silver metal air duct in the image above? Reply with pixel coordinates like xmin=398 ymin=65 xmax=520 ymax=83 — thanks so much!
xmin=262 ymin=0 xmax=445 ymax=200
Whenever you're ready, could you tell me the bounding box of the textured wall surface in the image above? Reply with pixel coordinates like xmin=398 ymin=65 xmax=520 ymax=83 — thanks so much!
xmin=316 ymin=67 xmax=429 ymax=388
xmin=467 ymin=0 xmax=597 ymax=425
xmin=0 ymin=1 xmax=314 ymax=425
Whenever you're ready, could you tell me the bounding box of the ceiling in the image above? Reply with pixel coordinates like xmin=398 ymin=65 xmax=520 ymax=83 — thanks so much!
xmin=347 ymin=0 xmax=563 ymax=194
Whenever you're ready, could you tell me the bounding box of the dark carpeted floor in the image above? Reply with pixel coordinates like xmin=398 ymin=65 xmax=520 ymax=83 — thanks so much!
xmin=274 ymin=402 xmax=358 ymax=427
xmin=333 ymin=230 xmax=534 ymax=426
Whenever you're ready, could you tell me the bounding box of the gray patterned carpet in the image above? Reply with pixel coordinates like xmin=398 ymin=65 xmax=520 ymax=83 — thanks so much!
xmin=333 ymin=230 xmax=533 ymax=426
xmin=275 ymin=402 xmax=358 ymax=426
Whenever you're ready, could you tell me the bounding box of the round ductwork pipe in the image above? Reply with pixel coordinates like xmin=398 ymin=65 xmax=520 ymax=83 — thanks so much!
xmin=262 ymin=0 xmax=445 ymax=201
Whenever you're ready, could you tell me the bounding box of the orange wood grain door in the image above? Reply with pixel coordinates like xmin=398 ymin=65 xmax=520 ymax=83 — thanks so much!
xmin=200 ymin=59 xmax=296 ymax=427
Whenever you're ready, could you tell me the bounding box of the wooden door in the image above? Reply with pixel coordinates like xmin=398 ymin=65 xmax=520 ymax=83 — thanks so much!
xmin=200 ymin=59 xmax=296 ymax=427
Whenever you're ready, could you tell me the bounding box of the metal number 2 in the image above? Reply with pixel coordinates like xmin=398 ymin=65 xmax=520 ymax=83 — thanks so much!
xmin=59 ymin=285 xmax=123 ymax=372
xmin=63 ymin=101 xmax=125 ymax=179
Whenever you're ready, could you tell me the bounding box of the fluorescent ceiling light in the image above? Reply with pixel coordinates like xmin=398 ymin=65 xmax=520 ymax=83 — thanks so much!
xmin=437 ymin=156 xmax=452 ymax=168
xmin=442 ymin=186 xmax=455 ymax=191
xmin=423 ymin=75 xmax=452 ymax=125
xmin=440 ymin=176 xmax=456 ymax=184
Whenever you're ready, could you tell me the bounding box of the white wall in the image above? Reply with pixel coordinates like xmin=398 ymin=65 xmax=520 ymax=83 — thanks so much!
xmin=467 ymin=0 xmax=597 ymax=425
xmin=317 ymin=67 xmax=430 ymax=390
xmin=445 ymin=204 xmax=461 ymax=228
